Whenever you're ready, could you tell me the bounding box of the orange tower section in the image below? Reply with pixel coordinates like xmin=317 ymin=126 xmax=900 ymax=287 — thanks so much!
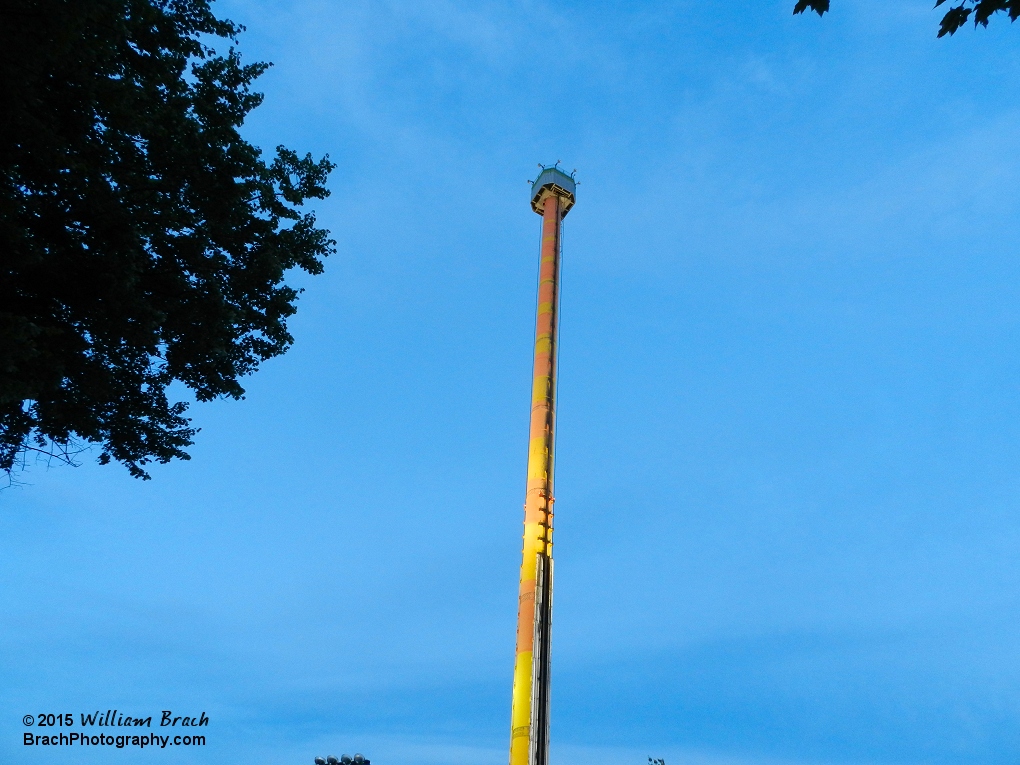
xmin=509 ymin=165 xmax=576 ymax=765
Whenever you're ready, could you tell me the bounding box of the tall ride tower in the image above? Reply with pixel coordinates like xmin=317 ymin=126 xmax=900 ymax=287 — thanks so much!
xmin=509 ymin=165 xmax=576 ymax=765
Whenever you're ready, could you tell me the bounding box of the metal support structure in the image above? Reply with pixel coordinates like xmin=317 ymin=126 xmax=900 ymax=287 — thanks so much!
xmin=509 ymin=165 xmax=576 ymax=765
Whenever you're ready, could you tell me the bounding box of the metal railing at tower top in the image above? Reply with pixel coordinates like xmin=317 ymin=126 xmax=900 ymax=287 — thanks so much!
xmin=529 ymin=163 xmax=577 ymax=217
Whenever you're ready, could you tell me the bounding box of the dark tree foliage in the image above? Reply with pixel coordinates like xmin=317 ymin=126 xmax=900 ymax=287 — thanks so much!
xmin=794 ymin=0 xmax=1020 ymax=36
xmin=0 ymin=0 xmax=335 ymax=479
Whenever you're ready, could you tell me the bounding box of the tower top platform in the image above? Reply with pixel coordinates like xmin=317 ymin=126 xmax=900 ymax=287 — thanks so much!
xmin=530 ymin=165 xmax=576 ymax=217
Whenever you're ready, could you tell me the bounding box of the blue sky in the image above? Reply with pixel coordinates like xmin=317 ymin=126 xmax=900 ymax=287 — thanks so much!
xmin=5 ymin=1 xmax=1020 ymax=763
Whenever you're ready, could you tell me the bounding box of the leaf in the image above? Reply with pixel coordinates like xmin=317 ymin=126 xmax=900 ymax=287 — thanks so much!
xmin=793 ymin=0 xmax=830 ymax=15
xmin=937 ymin=4 xmax=972 ymax=35
xmin=974 ymin=0 xmax=1012 ymax=26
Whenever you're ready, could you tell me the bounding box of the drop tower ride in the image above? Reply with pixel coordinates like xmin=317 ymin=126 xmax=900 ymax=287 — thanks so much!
xmin=509 ymin=165 xmax=576 ymax=765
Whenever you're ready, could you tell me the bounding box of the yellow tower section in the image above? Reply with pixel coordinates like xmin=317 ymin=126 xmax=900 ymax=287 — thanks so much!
xmin=509 ymin=166 xmax=576 ymax=765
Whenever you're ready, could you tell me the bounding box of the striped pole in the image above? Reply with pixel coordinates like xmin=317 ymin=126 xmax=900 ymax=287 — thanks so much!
xmin=509 ymin=166 xmax=575 ymax=765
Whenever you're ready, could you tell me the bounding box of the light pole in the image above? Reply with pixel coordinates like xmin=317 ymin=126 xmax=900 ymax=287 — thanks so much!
xmin=314 ymin=754 xmax=370 ymax=765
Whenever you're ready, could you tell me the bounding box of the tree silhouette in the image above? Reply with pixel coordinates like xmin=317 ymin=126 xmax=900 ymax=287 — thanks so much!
xmin=1 ymin=0 xmax=335 ymax=480
xmin=794 ymin=0 xmax=1020 ymax=36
